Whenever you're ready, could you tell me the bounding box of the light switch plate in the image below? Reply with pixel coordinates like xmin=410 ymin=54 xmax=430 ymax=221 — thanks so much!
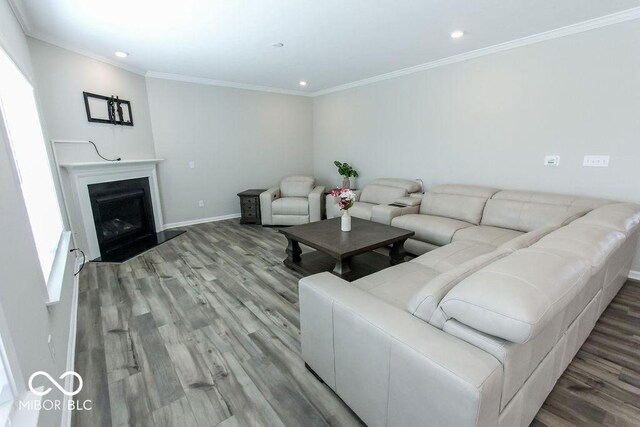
xmin=544 ymin=155 xmax=560 ymax=166
xmin=583 ymin=155 xmax=609 ymax=167
xmin=189 ymin=161 xmax=195 ymax=169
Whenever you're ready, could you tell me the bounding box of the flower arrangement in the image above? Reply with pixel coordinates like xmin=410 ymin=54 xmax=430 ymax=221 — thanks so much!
xmin=331 ymin=188 xmax=356 ymax=211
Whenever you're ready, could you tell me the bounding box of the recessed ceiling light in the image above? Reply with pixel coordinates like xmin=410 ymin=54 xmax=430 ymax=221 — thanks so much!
xmin=450 ymin=30 xmax=465 ymax=39
xmin=272 ymin=42 xmax=284 ymax=48
xmin=115 ymin=51 xmax=129 ymax=58
xmin=299 ymin=81 xmax=308 ymax=87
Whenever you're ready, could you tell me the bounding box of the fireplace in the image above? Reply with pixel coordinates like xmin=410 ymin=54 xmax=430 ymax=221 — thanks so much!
xmin=88 ymin=177 xmax=183 ymax=262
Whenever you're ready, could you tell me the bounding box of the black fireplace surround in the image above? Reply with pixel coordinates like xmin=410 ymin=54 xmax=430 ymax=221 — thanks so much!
xmin=88 ymin=177 xmax=183 ymax=262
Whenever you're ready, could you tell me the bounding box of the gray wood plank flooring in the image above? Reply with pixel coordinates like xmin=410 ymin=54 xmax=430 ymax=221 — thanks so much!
xmin=72 ymin=219 xmax=640 ymax=426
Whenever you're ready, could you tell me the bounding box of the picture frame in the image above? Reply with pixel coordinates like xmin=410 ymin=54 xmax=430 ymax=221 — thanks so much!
xmin=83 ymin=91 xmax=134 ymax=126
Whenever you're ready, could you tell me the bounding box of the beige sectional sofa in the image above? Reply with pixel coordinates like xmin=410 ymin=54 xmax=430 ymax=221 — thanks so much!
xmin=299 ymin=184 xmax=640 ymax=427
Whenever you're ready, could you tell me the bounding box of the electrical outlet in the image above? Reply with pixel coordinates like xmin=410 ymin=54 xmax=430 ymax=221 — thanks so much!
xmin=583 ymin=155 xmax=610 ymax=167
xmin=543 ymin=155 xmax=560 ymax=166
xmin=189 ymin=161 xmax=195 ymax=169
xmin=198 ymin=200 xmax=204 ymax=207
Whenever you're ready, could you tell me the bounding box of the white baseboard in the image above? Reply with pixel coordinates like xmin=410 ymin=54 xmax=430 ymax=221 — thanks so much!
xmin=163 ymin=213 xmax=241 ymax=229
xmin=60 ymin=258 xmax=81 ymax=427
xmin=628 ymin=270 xmax=640 ymax=281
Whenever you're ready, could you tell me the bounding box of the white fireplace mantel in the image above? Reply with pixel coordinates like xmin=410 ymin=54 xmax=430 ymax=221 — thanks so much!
xmin=59 ymin=159 xmax=165 ymax=260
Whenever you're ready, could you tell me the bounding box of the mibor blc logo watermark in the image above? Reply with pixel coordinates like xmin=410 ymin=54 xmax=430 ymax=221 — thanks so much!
xmin=19 ymin=371 xmax=92 ymax=412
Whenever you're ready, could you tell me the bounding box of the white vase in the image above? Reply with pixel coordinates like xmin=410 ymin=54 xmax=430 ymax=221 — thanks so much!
xmin=341 ymin=210 xmax=351 ymax=232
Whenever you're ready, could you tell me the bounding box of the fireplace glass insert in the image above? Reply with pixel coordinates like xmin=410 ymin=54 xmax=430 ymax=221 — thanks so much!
xmin=88 ymin=177 xmax=183 ymax=262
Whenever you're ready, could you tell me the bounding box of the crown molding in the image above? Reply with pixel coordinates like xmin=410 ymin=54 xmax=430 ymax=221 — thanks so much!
xmin=27 ymin=32 xmax=148 ymax=76
xmin=311 ymin=7 xmax=640 ymax=97
xmin=145 ymin=71 xmax=312 ymax=97
xmin=29 ymin=33 xmax=311 ymax=96
xmin=7 ymin=0 xmax=32 ymax=34
xmin=12 ymin=2 xmax=640 ymax=98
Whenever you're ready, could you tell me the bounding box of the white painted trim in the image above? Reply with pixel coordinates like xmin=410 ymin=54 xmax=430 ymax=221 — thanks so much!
xmin=145 ymin=72 xmax=311 ymax=97
xmin=164 ymin=213 xmax=241 ymax=229
xmin=25 ymin=32 xmax=147 ymax=76
xmin=45 ymin=231 xmax=72 ymax=306
xmin=14 ymin=4 xmax=640 ymax=97
xmin=60 ymin=257 xmax=81 ymax=427
xmin=628 ymin=270 xmax=640 ymax=281
xmin=60 ymin=160 xmax=165 ymax=260
xmin=311 ymin=7 xmax=640 ymax=97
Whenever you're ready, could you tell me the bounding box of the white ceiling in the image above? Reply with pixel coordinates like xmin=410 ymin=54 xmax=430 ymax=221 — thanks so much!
xmin=12 ymin=0 xmax=640 ymax=94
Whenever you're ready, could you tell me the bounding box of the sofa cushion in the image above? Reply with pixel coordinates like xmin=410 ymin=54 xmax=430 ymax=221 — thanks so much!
xmin=497 ymin=226 xmax=558 ymax=252
xmin=352 ymin=262 xmax=440 ymax=309
xmin=280 ymin=175 xmax=314 ymax=197
xmin=404 ymin=239 xmax=439 ymax=256
xmin=532 ymin=223 xmax=625 ymax=271
xmin=408 ymin=251 xmax=510 ymax=324
xmin=573 ymin=202 xmax=640 ymax=236
xmin=391 ymin=214 xmax=473 ymax=246
xmin=481 ymin=199 xmax=589 ymax=232
xmin=419 ymin=184 xmax=498 ymax=224
xmin=490 ymin=190 xmax=609 ymax=210
xmin=452 ymin=226 xmax=523 ymax=246
xmin=438 ymin=248 xmax=590 ymax=343
xmin=428 ymin=184 xmax=499 ymax=199
xmin=412 ymin=240 xmax=497 ymax=273
xmin=349 ymin=201 xmax=377 ymax=220
xmin=272 ymin=197 xmax=309 ymax=215
xmin=370 ymin=178 xmax=422 ymax=194
xmin=359 ymin=184 xmax=407 ymax=205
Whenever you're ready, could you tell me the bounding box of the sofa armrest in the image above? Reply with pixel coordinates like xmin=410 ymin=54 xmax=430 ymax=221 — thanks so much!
xmin=299 ymin=273 xmax=502 ymax=427
xmin=393 ymin=196 xmax=422 ymax=207
xmin=259 ymin=187 xmax=280 ymax=225
xmin=371 ymin=204 xmax=420 ymax=225
xmin=325 ymin=193 xmax=339 ymax=219
xmin=308 ymin=186 xmax=325 ymax=222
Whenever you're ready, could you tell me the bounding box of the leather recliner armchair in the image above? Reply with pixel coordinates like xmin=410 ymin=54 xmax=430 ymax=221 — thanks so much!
xmin=260 ymin=176 xmax=325 ymax=226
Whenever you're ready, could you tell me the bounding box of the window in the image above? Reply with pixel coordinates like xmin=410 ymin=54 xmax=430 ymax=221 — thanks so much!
xmin=0 ymin=47 xmax=64 ymax=283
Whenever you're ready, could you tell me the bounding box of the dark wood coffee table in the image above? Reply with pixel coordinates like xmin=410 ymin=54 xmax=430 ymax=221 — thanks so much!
xmin=278 ymin=218 xmax=414 ymax=281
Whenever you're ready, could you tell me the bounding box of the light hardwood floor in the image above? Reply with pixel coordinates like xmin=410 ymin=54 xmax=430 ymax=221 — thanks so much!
xmin=73 ymin=219 xmax=640 ymax=426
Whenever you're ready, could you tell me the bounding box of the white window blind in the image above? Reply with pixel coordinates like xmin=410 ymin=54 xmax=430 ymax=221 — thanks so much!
xmin=0 ymin=48 xmax=64 ymax=283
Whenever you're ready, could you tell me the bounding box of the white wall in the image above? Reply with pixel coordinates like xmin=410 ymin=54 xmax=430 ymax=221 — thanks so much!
xmin=146 ymin=77 xmax=313 ymax=225
xmin=313 ymin=20 xmax=640 ymax=269
xmin=0 ymin=2 xmax=76 ymax=426
xmin=27 ymin=38 xmax=156 ymax=164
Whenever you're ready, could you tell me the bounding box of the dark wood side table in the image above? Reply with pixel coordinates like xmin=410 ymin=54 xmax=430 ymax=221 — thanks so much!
xmin=238 ymin=189 xmax=266 ymax=225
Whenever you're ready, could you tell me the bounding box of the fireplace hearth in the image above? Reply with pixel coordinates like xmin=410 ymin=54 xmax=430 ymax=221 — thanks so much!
xmin=88 ymin=177 xmax=183 ymax=262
